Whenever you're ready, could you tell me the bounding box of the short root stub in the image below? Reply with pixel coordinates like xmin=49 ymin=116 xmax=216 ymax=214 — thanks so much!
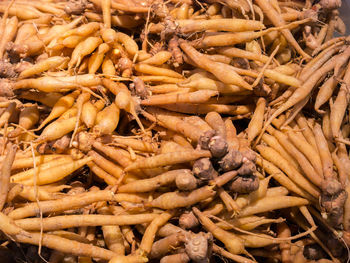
xmin=229 ymin=174 xmax=259 ymax=194
xmin=179 ymin=211 xmax=200 ymax=230
xmin=208 ymin=136 xmax=228 ymax=159
xmin=192 ymin=158 xmax=218 ymax=181
xmin=132 ymin=77 xmax=149 ymax=99
xmin=185 ymin=232 xmax=213 ymax=262
xmin=218 ymin=150 xmax=243 ymax=172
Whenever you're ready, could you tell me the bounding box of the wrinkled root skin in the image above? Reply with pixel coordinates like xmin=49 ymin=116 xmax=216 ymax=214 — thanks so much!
xmin=229 ymin=174 xmax=259 ymax=194
xmin=208 ymin=135 xmax=228 ymax=158
xmin=237 ymin=161 xmax=256 ymax=176
xmin=132 ymin=77 xmax=149 ymax=99
xmin=64 ymin=0 xmax=90 ymax=15
xmin=185 ymin=232 xmax=213 ymax=263
xmin=0 ymin=79 xmax=14 ymax=98
xmin=321 ymin=189 xmax=347 ymax=227
xmin=192 ymin=158 xmax=218 ymax=181
xmin=218 ymin=149 xmax=242 ymax=172
xmin=198 ymin=130 xmax=216 ymax=150
xmin=179 ymin=211 xmax=199 ymax=230
xmin=0 ymin=60 xmax=16 ymax=78
xmin=169 ymin=36 xmax=184 ymax=66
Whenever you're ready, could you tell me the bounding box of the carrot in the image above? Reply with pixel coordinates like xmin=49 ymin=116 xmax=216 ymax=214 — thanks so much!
xmin=313 ymin=123 xmax=334 ymax=180
xmin=15 ymin=213 xmax=159 ymax=231
xmin=151 ymin=18 xmax=264 ymax=33
xmin=102 ymin=28 xmax=138 ymax=57
xmin=205 ymin=112 xmax=226 ymax=139
xmin=88 ymin=43 xmax=110 ymax=74
xmin=8 ymin=154 xmax=63 ymax=170
xmin=194 ymin=19 xmax=310 ymax=48
xmin=247 ymin=98 xmax=266 ymax=143
xmin=224 ymin=119 xmax=239 ymax=150
xmin=88 ymin=163 xmax=119 ymax=185
xmin=134 ymin=63 xmax=183 ymax=79
xmin=140 ymin=51 xmax=172 ymax=65
xmin=261 ymin=133 xmax=300 ymax=171
xmin=267 ymin=127 xmax=323 ymax=188
xmin=101 ymin=0 xmax=111 ymax=28
xmin=103 ymin=79 xmax=144 ymax=131
xmin=179 ymin=40 xmax=251 ymax=90
xmin=330 ymin=67 xmax=350 ymax=138
xmin=238 ymin=196 xmax=309 ymax=217
xmin=111 ymin=137 xmax=157 ymax=152
xmin=256 ymin=0 xmax=311 ymax=59
xmin=19 ymin=56 xmax=69 ymax=79
xmin=37 ymin=90 xmax=80 ymax=130
xmin=179 ymin=77 xmax=249 ymax=94
xmin=285 ymin=129 xmax=323 ymax=177
xmin=0 ymin=144 xmax=16 ymax=210
xmin=217 ymin=46 xmax=269 ymax=63
xmin=141 ymin=90 xmax=218 ymax=106
xmin=14 ymin=74 xmax=102 ymax=92
xmin=192 ymin=207 xmax=245 ymax=255
xmin=109 ymin=254 xmax=148 ymax=263
xmin=160 ymin=103 xmax=253 ymax=115
xmin=36 ymin=116 xmax=77 ymax=143
xmin=0 ymin=212 xmax=117 ymax=260
xmin=15 ymin=157 xmax=92 ymax=185
xmin=259 ymin=53 xmax=340 ymax=142
xmin=144 ymin=107 xmax=204 ymax=142
xmin=277 ymin=222 xmax=292 ymax=263
xmin=102 ymin=56 xmax=117 ymax=76
xmin=61 ymin=22 xmax=99 ymax=38
xmin=139 ymin=210 xmax=175 ymax=255
xmin=0 ymin=16 xmax=18 ymax=59
xmin=8 ymin=189 xmax=116 ymax=219
xmin=8 ymin=105 xmax=39 ymax=138
xmin=0 ymin=102 xmax=16 ymax=129
xmin=159 ymin=253 xmax=189 ymax=263
xmin=19 ymin=91 xmax=62 ymax=108
xmin=149 ymin=185 xmax=216 ymax=209
xmin=119 ymin=169 xmax=190 ymax=193
xmin=124 ymin=150 xmax=210 ymax=171
xmin=92 ymin=141 xmax=132 ymax=168
xmin=69 ymin=37 xmax=103 ymax=69
xmin=62 ymin=35 xmax=86 ymax=48
xmin=102 ymin=219 xmax=125 ymax=254
xmin=88 ymin=150 xmax=137 ymax=182
xmin=294 ymin=113 xmax=318 ymax=152
xmin=256 ymin=154 xmax=315 ymax=201
xmin=94 ymin=102 xmax=120 ymax=135
xmin=81 ymin=101 xmax=98 ymax=128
